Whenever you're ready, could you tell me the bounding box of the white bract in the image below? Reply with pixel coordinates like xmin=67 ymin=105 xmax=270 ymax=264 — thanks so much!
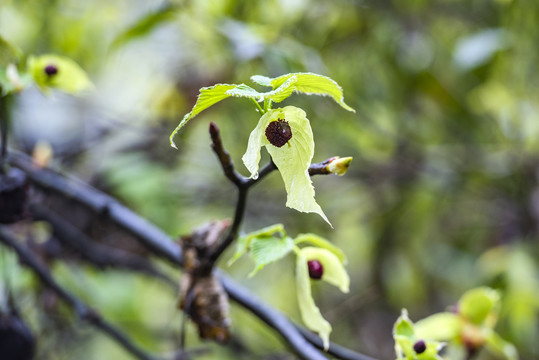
xmin=242 ymin=106 xmax=330 ymax=224
xmin=296 ymin=246 xmax=350 ymax=350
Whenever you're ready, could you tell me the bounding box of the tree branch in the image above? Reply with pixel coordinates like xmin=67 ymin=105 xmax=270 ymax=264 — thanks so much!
xmin=7 ymin=150 xmax=378 ymax=360
xmin=8 ymin=152 xmax=183 ymax=266
xmin=0 ymin=225 xmax=161 ymax=360
xmin=29 ymin=203 xmax=177 ymax=288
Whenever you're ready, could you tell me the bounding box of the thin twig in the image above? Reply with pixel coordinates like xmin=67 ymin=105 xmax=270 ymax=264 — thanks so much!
xmin=208 ymin=122 xmax=246 ymax=187
xmin=208 ymin=122 xmax=267 ymax=264
xmin=309 ymin=159 xmax=332 ymax=176
xmin=0 ymin=225 xmax=160 ymax=360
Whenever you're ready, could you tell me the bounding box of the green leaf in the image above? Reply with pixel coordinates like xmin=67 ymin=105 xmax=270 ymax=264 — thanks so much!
xmin=415 ymin=313 xmax=462 ymax=341
xmin=228 ymin=224 xmax=286 ymax=266
xmin=110 ymin=4 xmax=178 ymax=51
xmin=169 ymin=83 xmax=237 ymax=148
xmin=294 ymin=233 xmax=347 ymax=264
xmin=0 ymin=34 xmax=22 ymax=68
xmin=169 ymin=72 xmax=354 ymax=148
xmin=300 ymin=247 xmax=349 ymax=293
xmin=242 ymin=106 xmax=330 ymax=225
xmin=485 ymin=330 xmax=518 ymax=360
xmin=296 ymin=250 xmax=332 ymax=350
xmin=250 ymin=74 xmax=272 ymax=87
xmin=27 ymin=54 xmax=93 ymax=95
xmin=459 ymin=287 xmax=500 ymax=326
xmin=226 ymin=76 xmax=297 ymax=103
xmin=248 ymin=235 xmax=294 ymax=276
xmin=269 ymin=72 xmax=355 ymax=112
xmin=169 ymin=78 xmax=298 ymax=148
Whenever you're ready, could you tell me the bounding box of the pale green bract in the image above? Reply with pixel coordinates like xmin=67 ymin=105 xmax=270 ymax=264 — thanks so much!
xmin=242 ymin=106 xmax=330 ymax=225
xmin=296 ymin=246 xmax=349 ymax=350
xmin=28 ymin=54 xmax=93 ymax=95
xmin=168 ymin=72 xmax=355 ymax=148
xmin=458 ymin=287 xmax=500 ymax=326
xmin=414 ymin=313 xmax=462 ymax=341
xmin=294 ymin=233 xmax=347 ymax=264
xmin=229 ymin=225 xmax=350 ymax=351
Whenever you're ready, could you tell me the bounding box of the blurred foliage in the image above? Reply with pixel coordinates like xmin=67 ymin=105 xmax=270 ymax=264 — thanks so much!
xmin=1 ymin=0 xmax=539 ymax=359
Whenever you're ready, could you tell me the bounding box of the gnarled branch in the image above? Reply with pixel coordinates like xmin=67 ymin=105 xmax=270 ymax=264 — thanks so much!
xmin=7 ymin=150 xmax=377 ymax=360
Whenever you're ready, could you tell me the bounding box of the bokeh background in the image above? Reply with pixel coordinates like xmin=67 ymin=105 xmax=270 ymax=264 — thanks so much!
xmin=1 ymin=0 xmax=539 ymax=359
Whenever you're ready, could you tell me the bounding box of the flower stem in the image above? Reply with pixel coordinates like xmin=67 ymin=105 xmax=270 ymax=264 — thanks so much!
xmin=251 ymin=98 xmax=265 ymax=114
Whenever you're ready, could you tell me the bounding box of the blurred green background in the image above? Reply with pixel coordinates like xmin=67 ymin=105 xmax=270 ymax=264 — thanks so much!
xmin=1 ymin=0 xmax=539 ymax=359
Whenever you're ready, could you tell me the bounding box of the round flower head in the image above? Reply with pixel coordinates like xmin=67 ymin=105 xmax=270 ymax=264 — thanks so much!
xmin=44 ymin=64 xmax=58 ymax=76
xmin=307 ymin=260 xmax=324 ymax=279
xmin=265 ymin=119 xmax=292 ymax=147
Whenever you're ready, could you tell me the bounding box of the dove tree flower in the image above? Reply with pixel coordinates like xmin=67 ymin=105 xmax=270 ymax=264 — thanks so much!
xmin=406 ymin=287 xmax=518 ymax=360
xmin=242 ymin=105 xmax=330 ymax=224
xmin=27 ymin=54 xmax=93 ymax=95
xmin=393 ymin=309 xmax=445 ymax=360
xmin=168 ymin=72 xmax=355 ymax=224
xmin=229 ymin=224 xmax=350 ymax=350
xmin=1 ymin=35 xmax=92 ymax=96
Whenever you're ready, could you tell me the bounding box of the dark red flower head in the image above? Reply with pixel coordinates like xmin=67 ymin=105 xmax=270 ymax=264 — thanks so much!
xmin=44 ymin=64 xmax=58 ymax=76
xmin=307 ymin=260 xmax=324 ymax=279
xmin=413 ymin=340 xmax=426 ymax=354
xmin=265 ymin=119 xmax=292 ymax=147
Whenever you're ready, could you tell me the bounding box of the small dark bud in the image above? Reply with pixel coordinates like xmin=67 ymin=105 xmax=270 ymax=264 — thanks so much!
xmin=307 ymin=260 xmax=324 ymax=279
xmin=209 ymin=122 xmax=220 ymax=138
xmin=0 ymin=168 xmax=28 ymax=224
xmin=44 ymin=64 xmax=58 ymax=76
xmin=265 ymin=119 xmax=292 ymax=147
xmin=413 ymin=340 xmax=427 ymax=354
